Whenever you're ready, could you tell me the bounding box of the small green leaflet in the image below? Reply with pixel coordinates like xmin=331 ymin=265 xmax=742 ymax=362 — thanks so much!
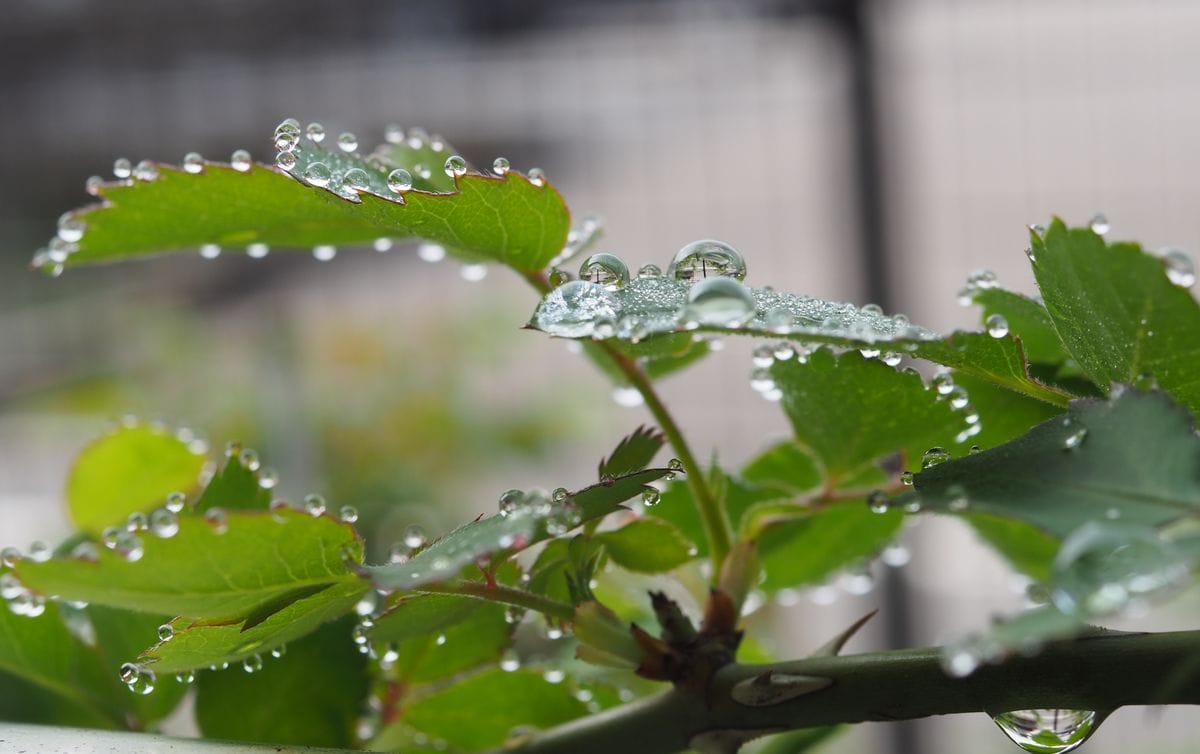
xmin=193 ymin=448 xmax=273 ymax=512
xmin=598 ymin=425 xmax=665 ymax=479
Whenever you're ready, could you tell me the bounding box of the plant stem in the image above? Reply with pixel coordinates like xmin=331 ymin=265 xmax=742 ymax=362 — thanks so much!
xmin=418 ymin=580 xmax=576 ymax=622
xmin=502 ymin=629 xmax=1200 ymax=754
xmin=595 ymin=340 xmax=732 ymax=572
xmin=521 ymin=269 xmax=733 ymax=574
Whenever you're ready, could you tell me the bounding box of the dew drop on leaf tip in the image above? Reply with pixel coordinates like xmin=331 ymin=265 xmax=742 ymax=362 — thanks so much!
xmin=1158 ymin=247 xmax=1196 ymax=288
xmin=1088 ymin=213 xmax=1110 ymax=236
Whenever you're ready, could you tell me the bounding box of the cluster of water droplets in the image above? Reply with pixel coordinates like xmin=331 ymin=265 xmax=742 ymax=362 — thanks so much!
xmin=498 ymin=488 xmax=584 ymax=538
xmin=534 ymin=241 xmax=936 ymax=347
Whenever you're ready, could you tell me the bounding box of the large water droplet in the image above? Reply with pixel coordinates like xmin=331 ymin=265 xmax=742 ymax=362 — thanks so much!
xmin=183 ymin=152 xmax=204 ymax=174
xmin=1088 ymin=213 xmax=1110 ymax=235
xmin=991 ymin=708 xmax=1100 ymax=753
xmin=403 ymin=524 xmax=427 ymax=549
xmin=246 ymin=243 xmax=269 ymax=259
xmin=921 ymin=447 xmax=951 ymax=469
xmin=305 ymin=122 xmax=325 ymax=143
xmin=1050 ymin=522 xmax=1188 ymax=617
xmin=303 ymin=494 xmax=327 ymax=517
xmin=527 ymin=167 xmax=546 ymax=186
xmin=150 ymin=509 xmax=179 ymax=538
xmin=668 ymin=240 xmax=747 ymax=283
xmin=313 ymin=245 xmax=337 ymax=262
xmin=342 ymin=169 xmax=369 ymax=193
xmin=681 ymin=277 xmax=755 ymax=328
xmin=57 ymin=214 xmax=85 ymax=243
xmin=158 ymin=623 xmax=175 ymax=641
xmin=337 ymin=132 xmax=358 ymax=153
xmin=199 ymin=243 xmax=221 ymax=260
xmin=492 ymin=157 xmax=511 ymax=176
xmin=113 ymin=158 xmax=132 ymax=179
xmin=1159 ymin=248 xmax=1196 ymax=288
xmin=579 ymin=253 xmax=629 ymax=290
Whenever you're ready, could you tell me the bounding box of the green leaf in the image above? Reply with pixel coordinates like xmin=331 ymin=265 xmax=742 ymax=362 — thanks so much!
xmin=371 ymin=129 xmax=460 ymax=193
xmin=971 ymin=288 xmax=1068 ymax=367
xmin=195 ymin=617 xmax=368 ymax=748
xmin=652 ymin=473 xmax=779 ymax=559
xmin=907 ymin=389 xmax=1200 ymax=538
xmin=139 ymin=580 xmax=368 ymax=674
xmin=67 ymin=422 xmax=207 ymax=533
xmin=962 ymin=513 xmax=1059 ymax=582
xmin=87 ymin=606 xmax=189 ymax=723
xmin=45 ymin=137 xmax=569 ymax=274
xmin=403 ymin=668 xmax=587 ymax=750
xmin=389 ymin=600 xmax=514 ymax=684
xmin=0 ymin=598 xmax=121 ymax=728
xmin=367 ymin=468 xmax=671 ymax=591
xmin=596 ymin=518 xmax=694 ymax=573
xmin=740 ymin=442 xmax=824 ymax=495
xmin=949 ymin=373 xmax=1064 ymax=451
xmin=910 ymin=333 xmax=1072 ymax=407
xmin=370 ymin=593 xmax=488 ymax=644
xmin=1032 ymin=219 xmax=1200 ymax=415
xmin=770 ymin=349 xmax=968 ymax=481
xmin=16 ymin=509 xmax=363 ymax=619
xmin=193 ymin=451 xmax=272 ymax=513
xmin=598 ymin=426 xmax=665 ymax=479
xmin=757 ymin=504 xmax=904 ymax=590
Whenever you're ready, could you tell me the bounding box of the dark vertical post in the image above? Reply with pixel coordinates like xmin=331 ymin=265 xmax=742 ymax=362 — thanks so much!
xmin=830 ymin=2 xmax=922 ymax=754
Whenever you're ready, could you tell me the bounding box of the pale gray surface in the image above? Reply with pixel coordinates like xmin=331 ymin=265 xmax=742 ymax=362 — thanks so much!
xmin=0 ymin=722 xmax=345 ymax=753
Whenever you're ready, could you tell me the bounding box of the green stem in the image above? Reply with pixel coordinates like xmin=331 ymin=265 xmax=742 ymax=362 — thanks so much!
xmin=595 ymin=340 xmax=732 ymax=572
xmin=502 ymin=629 xmax=1200 ymax=754
xmin=418 ymin=580 xmax=575 ymax=622
xmin=521 ymin=270 xmax=733 ymax=575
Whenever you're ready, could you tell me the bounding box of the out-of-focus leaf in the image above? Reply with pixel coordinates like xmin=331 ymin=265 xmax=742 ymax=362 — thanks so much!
xmin=195 ymin=617 xmax=368 ymax=748
xmin=740 ymin=442 xmax=823 ymax=495
xmin=193 ymin=452 xmax=271 ymax=513
xmin=756 ymin=504 xmax=904 ymax=591
xmin=389 ymin=600 xmax=514 ymax=684
xmin=961 ymin=513 xmax=1059 ymax=582
xmin=403 ymin=669 xmax=587 ymax=750
xmin=598 ymin=426 xmax=665 ymax=479
xmin=596 ymin=518 xmax=694 ymax=573
xmin=67 ymin=422 xmax=206 ymax=533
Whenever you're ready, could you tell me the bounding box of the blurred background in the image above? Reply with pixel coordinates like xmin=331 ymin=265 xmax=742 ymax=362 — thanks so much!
xmin=2 ymin=0 xmax=1198 ymax=751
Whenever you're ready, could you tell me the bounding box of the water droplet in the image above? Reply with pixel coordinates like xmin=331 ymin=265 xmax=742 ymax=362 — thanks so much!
xmin=986 ymin=314 xmax=1010 ymax=339
xmin=551 ymin=488 xmax=569 ymax=504
xmin=257 ymin=468 xmax=278 ymax=490
xmin=134 ymin=160 xmax=158 ymax=181
xmin=642 ymin=489 xmax=661 ymax=507
xmin=247 ymin=243 xmax=269 ymax=259
xmin=122 ymin=664 xmax=156 ymax=695
xmin=113 ymin=158 xmax=132 ymax=178
xmin=158 ymin=624 xmax=175 ymax=642
xmin=150 ymin=509 xmax=179 ymax=538
xmin=881 ymin=544 xmax=911 ymax=567
xmin=667 ymin=458 xmax=684 ymax=472
xmin=533 ymin=280 xmax=618 ymax=338
xmin=239 ymin=448 xmax=260 ymax=471
xmin=303 ymin=494 xmax=327 ymax=517
xmin=199 ymin=243 xmax=221 ymax=260
xmin=243 ymin=654 xmax=264 ymax=673
xmin=527 ymin=167 xmax=545 ymax=187
xmin=231 ymin=149 xmax=252 ymax=172
xmin=275 ymin=130 xmax=299 ymax=152
xmin=1062 ymin=428 xmax=1087 ymax=450
xmin=948 ymin=387 xmax=970 ymax=410
xmin=867 ymin=491 xmax=890 ymax=514
xmin=668 ymin=240 xmax=747 ymax=283
xmin=0 ymin=547 xmax=19 ymax=568
xmin=543 ymin=668 xmax=566 ymax=684
xmin=373 ymin=238 xmax=393 ymax=253
xmin=313 ymin=245 xmax=337 ymax=262
xmin=931 ymin=371 xmax=955 ymax=396
xmin=752 ymin=344 xmax=775 ymax=368
xmin=387 ymin=168 xmax=413 ymax=193
xmin=339 ymin=505 xmax=359 ymax=523
xmin=275 ymin=151 xmax=297 ymax=170
xmin=1159 ymin=248 xmax=1196 ymax=288
xmin=638 ymin=263 xmax=662 ymax=278
xmin=384 ymin=124 xmax=404 ymax=144
xmin=305 ymin=123 xmax=325 ymax=143
xmin=500 ymin=649 xmax=521 ymax=671
xmin=859 ymin=347 xmax=880 ymax=359
xmin=175 ymin=670 xmax=195 ymax=684
xmin=115 ymin=531 xmax=144 ymax=562
xmin=991 ymin=709 xmax=1100 ymax=753
xmin=499 ymin=489 xmax=524 ymax=517
xmin=57 ymin=214 xmax=85 ymax=243
xmin=967 ymin=269 xmax=998 ymax=290
xmin=127 ymin=511 xmax=148 ymax=532
xmin=27 ymin=541 xmax=50 ymax=563
xmin=492 ymin=157 xmax=510 ymax=176
xmin=921 ymin=447 xmax=951 ymax=469
xmin=270 ymin=645 xmax=287 ymax=659
xmin=403 ymin=524 xmax=427 ymax=549
xmin=1050 ymin=522 xmax=1188 ymax=617
xmin=86 ymin=175 xmax=103 ymax=194
xmin=418 ymin=243 xmax=446 ymax=263
xmin=941 ymin=644 xmax=980 ymax=678
xmin=578 ymin=253 xmax=629 ymax=291
xmin=1088 ymin=213 xmax=1110 ymax=235
xmin=304 ymin=162 xmax=332 ymax=187
xmin=337 ymin=132 xmax=358 ymax=153
xmin=461 ymin=264 xmax=488 ymax=282
xmin=444 ymin=155 xmax=468 ymax=178
xmin=342 ymin=168 xmax=369 ymax=193
xmin=682 ymin=277 xmax=756 ymax=327
xmin=183 ymin=152 xmax=204 ymax=174
xmin=882 ymin=352 xmax=902 ymax=367
xmin=204 ymin=508 xmax=228 ymax=534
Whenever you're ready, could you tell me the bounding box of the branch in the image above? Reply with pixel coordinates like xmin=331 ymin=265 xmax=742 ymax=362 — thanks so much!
xmin=503 ymin=630 xmax=1200 ymax=754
